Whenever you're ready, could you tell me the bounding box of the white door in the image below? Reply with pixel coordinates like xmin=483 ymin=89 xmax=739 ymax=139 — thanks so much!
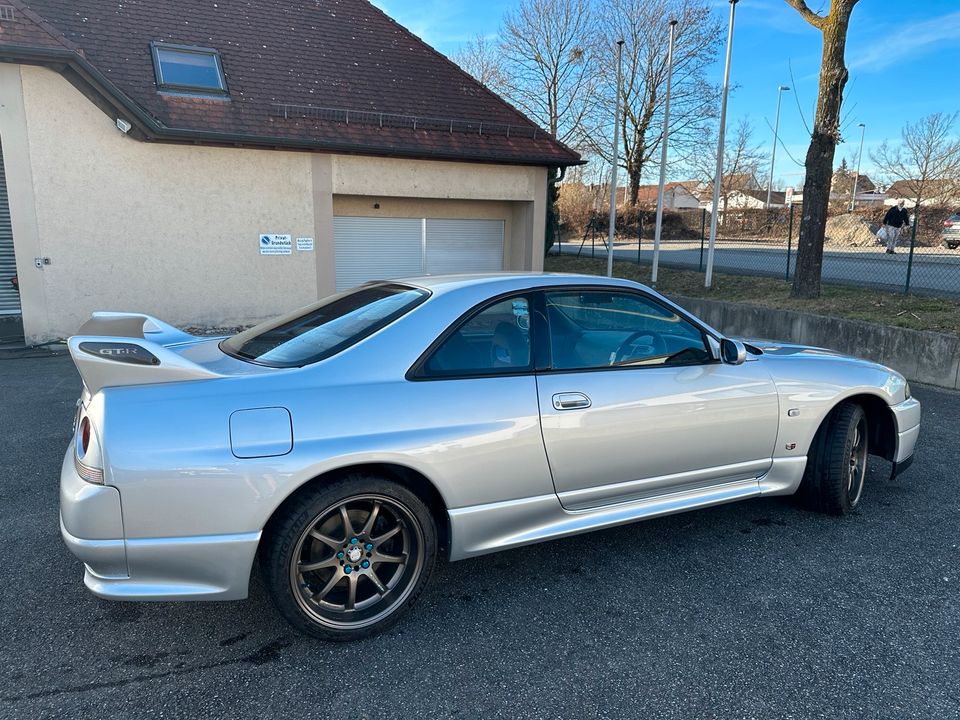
xmin=334 ymin=216 xmax=504 ymax=291
xmin=424 ymin=219 xmax=503 ymax=275
xmin=0 ymin=138 xmax=21 ymax=316
xmin=334 ymin=217 xmax=423 ymax=292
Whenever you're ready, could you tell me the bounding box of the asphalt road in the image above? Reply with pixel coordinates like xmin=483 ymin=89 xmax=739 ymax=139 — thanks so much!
xmin=558 ymin=243 xmax=960 ymax=295
xmin=1 ymin=354 xmax=958 ymax=719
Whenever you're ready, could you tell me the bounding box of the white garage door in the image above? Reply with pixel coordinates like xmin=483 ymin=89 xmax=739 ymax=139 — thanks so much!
xmin=0 ymin=138 xmax=21 ymax=316
xmin=334 ymin=216 xmax=504 ymax=291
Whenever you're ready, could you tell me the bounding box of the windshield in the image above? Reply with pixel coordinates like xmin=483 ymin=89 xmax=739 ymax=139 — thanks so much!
xmin=221 ymin=283 xmax=429 ymax=367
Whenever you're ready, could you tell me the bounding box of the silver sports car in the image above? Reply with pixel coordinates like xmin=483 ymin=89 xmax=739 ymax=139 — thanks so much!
xmin=61 ymin=273 xmax=920 ymax=640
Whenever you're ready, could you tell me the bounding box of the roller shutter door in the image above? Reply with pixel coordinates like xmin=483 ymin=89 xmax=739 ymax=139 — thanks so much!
xmin=424 ymin=219 xmax=504 ymax=275
xmin=0 ymin=138 xmax=21 ymax=316
xmin=334 ymin=216 xmax=504 ymax=291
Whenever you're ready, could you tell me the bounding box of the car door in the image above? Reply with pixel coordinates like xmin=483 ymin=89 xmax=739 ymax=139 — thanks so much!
xmin=535 ymin=287 xmax=779 ymax=510
xmin=407 ymin=292 xmax=555 ymax=509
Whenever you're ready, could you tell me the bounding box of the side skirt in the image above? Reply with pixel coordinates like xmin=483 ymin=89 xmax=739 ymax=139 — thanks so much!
xmin=448 ymin=456 xmax=807 ymax=561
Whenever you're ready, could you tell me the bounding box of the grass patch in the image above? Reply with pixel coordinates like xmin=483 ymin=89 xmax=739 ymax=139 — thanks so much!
xmin=544 ymin=255 xmax=960 ymax=336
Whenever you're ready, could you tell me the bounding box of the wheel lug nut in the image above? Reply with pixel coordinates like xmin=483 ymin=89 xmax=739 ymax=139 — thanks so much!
xmin=350 ymin=537 xmax=358 ymax=545
xmin=344 ymin=565 xmax=352 ymax=574
xmin=364 ymin=543 xmax=373 ymax=551
xmin=361 ymin=560 xmax=370 ymax=569
xmin=337 ymin=551 xmax=344 ymax=559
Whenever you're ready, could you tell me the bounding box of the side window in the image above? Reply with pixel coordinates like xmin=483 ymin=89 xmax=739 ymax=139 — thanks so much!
xmin=422 ymin=297 xmax=532 ymax=377
xmin=545 ymin=290 xmax=711 ymax=370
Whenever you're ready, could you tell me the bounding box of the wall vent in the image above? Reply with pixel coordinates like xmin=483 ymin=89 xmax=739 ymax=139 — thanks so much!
xmin=0 ymin=6 xmax=15 ymax=21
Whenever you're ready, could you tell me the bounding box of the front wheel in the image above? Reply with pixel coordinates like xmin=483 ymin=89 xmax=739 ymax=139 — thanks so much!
xmin=262 ymin=476 xmax=437 ymax=641
xmin=798 ymin=402 xmax=869 ymax=515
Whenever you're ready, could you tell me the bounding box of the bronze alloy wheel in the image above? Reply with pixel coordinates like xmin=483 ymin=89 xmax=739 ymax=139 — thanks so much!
xmin=288 ymin=494 xmax=426 ymax=631
xmin=847 ymin=415 xmax=868 ymax=508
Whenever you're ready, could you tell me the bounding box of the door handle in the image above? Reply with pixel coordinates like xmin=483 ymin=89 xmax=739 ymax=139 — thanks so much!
xmin=552 ymin=392 xmax=591 ymax=410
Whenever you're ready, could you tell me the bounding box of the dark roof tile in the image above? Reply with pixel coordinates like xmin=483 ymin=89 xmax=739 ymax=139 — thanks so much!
xmin=3 ymin=0 xmax=579 ymax=166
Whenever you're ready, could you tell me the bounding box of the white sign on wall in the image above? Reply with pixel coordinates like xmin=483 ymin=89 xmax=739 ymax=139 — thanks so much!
xmin=296 ymin=237 xmax=314 ymax=252
xmin=260 ymin=234 xmax=292 ymax=255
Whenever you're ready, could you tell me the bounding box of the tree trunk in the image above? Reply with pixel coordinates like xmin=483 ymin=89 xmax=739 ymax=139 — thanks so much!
xmin=791 ymin=4 xmax=855 ymax=299
xmin=628 ymin=171 xmax=641 ymax=207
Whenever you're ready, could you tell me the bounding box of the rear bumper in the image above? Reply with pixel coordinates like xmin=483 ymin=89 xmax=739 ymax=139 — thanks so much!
xmin=60 ymin=444 xmax=260 ymax=601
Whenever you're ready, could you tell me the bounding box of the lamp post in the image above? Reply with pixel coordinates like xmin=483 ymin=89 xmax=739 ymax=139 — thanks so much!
xmin=705 ymin=0 xmax=738 ymax=289
xmin=850 ymin=122 xmax=866 ymax=211
xmin=651 ymin=19 xmax=679 ymax=288
xmin=765 ymin=84 xmax=790 ymax=208
xmin=606 ymin=39 xmax=626 ymax=278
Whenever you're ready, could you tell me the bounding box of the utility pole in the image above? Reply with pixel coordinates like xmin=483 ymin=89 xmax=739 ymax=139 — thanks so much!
xmin=705 ymin=0 xmax=738 ymax=289
xmin=850 ymin=122 xmax=865 ymax=211
xmin=606 ymin=39 xmax=626 ymax=278
xmin=651 ymin=19 xmax=679 ymax=288
xmin=765 ymin=84 xmax=790 ymax=208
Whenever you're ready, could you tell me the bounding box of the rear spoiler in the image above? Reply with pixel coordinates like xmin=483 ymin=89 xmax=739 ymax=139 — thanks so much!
xmin=68 ymin=312 xmax=221 ymax=394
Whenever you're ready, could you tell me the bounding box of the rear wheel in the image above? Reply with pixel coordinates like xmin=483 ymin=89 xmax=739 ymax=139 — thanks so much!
xmin=798 ymin=402 xmax=868 ymax=515
xmin=262 ymin=475 xmax=437 ymax=641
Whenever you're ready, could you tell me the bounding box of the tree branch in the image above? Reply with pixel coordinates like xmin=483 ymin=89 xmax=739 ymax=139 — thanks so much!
xmin=783 ymin=0 xmax=826 ymax=30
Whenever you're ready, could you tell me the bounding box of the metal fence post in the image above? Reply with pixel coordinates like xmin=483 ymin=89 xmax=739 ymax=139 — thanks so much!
xmin=785 ymin=204 xmax=794 ymax=281
xmin=699 ymin=208 xmax=706 ymax=272
xmin=638 ymin=213 xmax=643 ymax=265
xmin=904 ymin=209 xmax=919 ymax=295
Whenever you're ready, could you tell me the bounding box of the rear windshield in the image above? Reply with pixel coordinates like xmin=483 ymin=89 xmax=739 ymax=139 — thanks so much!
xmin=221 ymin=283 xmax=429 ymax=367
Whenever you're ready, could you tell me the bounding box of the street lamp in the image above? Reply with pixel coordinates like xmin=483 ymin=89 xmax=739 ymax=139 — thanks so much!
xmin=765 ymin=84 xmax=790 ymax=208
xmin=651 ymin=18 xmax=679 ymax=288
xmin=705 ymin=0 xmax=738 ymax=289
xmin=850 ymin=122 xmax=866 ymax=211
xmin=606 ymin=39 xmax=625 ymax=279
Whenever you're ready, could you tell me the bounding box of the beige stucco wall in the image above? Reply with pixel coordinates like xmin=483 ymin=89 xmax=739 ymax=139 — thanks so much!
xmin=1 ymin=65 xmax=548 ymax=343
xmin=10 ymin=65 xmax=317 ymax=340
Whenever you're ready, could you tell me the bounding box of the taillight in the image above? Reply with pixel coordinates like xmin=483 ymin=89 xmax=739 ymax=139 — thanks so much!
xmin=79 ymin=416 xmax=91 ymax=457
xmin=74 ymin=413 xmax=104 ymax=484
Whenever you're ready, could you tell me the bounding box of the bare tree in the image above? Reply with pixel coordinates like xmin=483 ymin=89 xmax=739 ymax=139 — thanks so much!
xmin=871 ymin=112 xmax=960 ymax=208
xmin=784 ymin=0 xmax=860 ymax=299
xmin=451 ymin=34 xmax=506 ymax=90
xmin=587 ymin=0 xmax=722 ymax=206
xmin=696 ymin=119 xmax=767 ymax=225
xmin=498 ymin=0 xmax=596 ymax=146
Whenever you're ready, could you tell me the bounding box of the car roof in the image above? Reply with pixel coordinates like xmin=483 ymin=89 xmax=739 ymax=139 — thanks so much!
xmin=392 ymin=272 xmax=651 ymax=296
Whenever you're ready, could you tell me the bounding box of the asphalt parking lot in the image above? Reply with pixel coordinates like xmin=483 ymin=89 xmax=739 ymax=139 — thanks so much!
xmin=0 ymin=354 xmax=957 ymax=720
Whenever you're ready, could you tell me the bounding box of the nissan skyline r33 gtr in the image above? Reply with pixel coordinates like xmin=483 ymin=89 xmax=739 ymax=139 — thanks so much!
xmin=61 ymin=273 xmax=920 ymax=640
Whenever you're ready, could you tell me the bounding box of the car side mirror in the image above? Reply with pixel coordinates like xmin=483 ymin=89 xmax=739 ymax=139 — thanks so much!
xmin=720 ymin=338 xmax=746 ymax=365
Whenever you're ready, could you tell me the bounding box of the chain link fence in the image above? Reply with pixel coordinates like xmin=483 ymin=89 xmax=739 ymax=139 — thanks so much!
xmin=553 ymin=204 xmax=960 ymax=297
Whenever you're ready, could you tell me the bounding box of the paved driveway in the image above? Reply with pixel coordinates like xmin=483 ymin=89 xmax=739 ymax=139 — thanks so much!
xmin=1 ymin=355 xmax=957 ymax=719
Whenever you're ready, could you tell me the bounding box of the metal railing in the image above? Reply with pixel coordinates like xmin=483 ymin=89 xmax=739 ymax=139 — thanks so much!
xmin=270 ymin=103 xmax=540 ymax=139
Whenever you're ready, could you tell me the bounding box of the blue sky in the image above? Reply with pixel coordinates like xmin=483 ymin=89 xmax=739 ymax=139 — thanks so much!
xmin=373 ymin=0 xmax=960 ymax=187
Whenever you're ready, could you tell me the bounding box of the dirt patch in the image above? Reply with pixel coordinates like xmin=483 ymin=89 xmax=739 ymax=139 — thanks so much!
xmin=824 ymin=213 xmax=879 ymax=247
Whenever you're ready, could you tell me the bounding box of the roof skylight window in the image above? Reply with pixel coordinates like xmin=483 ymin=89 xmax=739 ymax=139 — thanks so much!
xmin=151 ymin=43 xmax=227 ymax=94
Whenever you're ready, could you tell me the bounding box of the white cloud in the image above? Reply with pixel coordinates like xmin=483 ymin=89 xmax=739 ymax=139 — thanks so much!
xmin=848 ymin=10 xmax=960 ymax=72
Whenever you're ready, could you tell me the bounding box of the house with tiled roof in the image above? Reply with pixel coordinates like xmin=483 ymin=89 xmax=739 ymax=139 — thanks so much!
xmin=633 ymin=182 xmax=700 ymax=210
xmin=0 ymin=0 xmax=580 ymax=342
xmin=884 ymin=179 xmax=960 ymax=207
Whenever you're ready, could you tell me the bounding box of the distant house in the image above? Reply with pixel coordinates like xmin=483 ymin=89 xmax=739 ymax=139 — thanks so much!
xmin=884 ymin=179 xmax=960 ymax=207
xmin=702 ymin=189 xmax=786 ymax=212
xmin=633 ymin=183 xmax=701 ymax=210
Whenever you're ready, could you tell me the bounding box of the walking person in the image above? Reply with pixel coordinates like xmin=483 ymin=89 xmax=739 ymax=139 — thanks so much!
xmin=881 ymin=199 xmax=910 ymax=254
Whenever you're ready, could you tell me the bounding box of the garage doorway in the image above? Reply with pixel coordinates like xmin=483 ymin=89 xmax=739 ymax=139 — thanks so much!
xmin=334 ymin=216 xmax=504 ymax=291
xmin=0 ymin=136 xmax=22 ymax=318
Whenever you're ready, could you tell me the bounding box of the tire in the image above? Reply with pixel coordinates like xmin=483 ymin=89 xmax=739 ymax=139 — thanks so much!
xmin=261 ymin=475 xmax=437 ymax=641
xmin=797 ymin=402 xmax=869 ymax=515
